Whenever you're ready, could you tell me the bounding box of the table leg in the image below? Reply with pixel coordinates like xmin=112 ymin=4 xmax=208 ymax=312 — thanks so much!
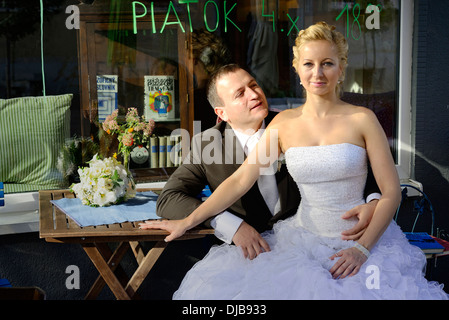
xmin=82 ymin=243 xmax=131 ymax=300
xmin=125 ymin=241 xmax=168 ymax=297
xmin=84 ymin=242 xmax=131 ymax=300
xmin=130 ymin=241 xmax=145 ymax=265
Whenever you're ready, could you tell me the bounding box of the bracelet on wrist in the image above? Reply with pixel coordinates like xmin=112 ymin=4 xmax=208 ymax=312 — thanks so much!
xmin=353 ymin=242 xmax=370 ymax=258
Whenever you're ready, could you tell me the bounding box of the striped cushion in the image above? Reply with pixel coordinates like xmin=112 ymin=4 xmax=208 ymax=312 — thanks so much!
xmin=0 ymin=95 xmax=72 ymax=193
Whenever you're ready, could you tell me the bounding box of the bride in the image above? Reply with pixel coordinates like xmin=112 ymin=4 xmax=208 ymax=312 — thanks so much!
xmin=140 ymin=22 xmax=448 ymax=300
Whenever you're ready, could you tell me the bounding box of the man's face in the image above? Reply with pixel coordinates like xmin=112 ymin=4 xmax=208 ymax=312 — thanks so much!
xmin=214 ymin=69 xmax=269 ymax=132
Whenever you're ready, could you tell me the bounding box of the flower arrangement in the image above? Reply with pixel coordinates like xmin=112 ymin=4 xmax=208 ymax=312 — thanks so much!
xmin=70 ymin=154 xmax=136 ymax=207
xmin=102 ymin=107 xmax=156 ymax=168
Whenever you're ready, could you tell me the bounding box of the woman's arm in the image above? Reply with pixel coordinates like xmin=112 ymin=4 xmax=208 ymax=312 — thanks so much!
xmin=355 ymin=109 xmax=401 ymax=251
xmin=140 ymin=127 xmax=281 ymax=242
xmin=330 ymin=109 xmax=401 ymax=279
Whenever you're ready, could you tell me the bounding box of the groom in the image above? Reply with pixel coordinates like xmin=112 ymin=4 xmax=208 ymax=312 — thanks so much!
xmin=156 ymin=64 xmax=380 ymax=259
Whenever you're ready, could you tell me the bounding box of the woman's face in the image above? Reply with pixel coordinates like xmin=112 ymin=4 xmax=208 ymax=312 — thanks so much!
xmin=296 ymin=40 xmax=343 ymax=97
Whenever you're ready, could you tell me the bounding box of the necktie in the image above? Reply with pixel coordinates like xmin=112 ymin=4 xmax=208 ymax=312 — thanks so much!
xmin=245 ymin=134 xmax=280 ymax=215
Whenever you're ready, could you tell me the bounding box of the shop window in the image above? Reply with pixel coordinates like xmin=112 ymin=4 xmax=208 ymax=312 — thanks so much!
xmin=0 ymin=0 xmax=410 ymax=191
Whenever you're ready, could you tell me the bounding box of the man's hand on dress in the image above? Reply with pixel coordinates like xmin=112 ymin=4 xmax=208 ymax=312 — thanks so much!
xmin=232 ymin=221 xmax=271 ymax=260
xmin=340 ymin=199 xmax=378 ymax=240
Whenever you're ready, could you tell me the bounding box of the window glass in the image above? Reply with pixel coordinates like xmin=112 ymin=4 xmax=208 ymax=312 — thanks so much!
xmin=188 ymin=0 xmax=400 ymax=158
xmin=0 ymin=0 xmax=401 ymax=191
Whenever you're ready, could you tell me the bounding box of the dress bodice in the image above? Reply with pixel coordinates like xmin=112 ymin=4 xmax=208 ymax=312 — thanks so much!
xmin=285 ymin=143 xmax=368 ymax=237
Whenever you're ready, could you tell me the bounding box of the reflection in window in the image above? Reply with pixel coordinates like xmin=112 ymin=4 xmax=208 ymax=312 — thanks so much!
xmin=0 ymin=0 xmax=402 ymax=191
xmin=209 ymin=0 xmax=400 ymax=159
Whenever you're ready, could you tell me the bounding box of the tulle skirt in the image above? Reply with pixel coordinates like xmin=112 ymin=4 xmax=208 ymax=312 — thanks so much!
xmin=173 ymin=217 xmax=448 ymax=300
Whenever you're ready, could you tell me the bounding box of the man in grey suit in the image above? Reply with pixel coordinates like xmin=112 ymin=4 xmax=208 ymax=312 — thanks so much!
xmin=156 ymin=64 xmax=380 ymax=259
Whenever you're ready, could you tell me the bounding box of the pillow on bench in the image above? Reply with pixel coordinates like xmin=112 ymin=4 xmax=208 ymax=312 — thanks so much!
xmin=0 ymin=94 xmax=72 ymax=193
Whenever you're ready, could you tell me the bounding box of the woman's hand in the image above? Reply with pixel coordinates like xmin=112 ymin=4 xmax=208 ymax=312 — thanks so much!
xmin=139 ymin=219 xmax=189 ymax=242
xmin=329 ymin=246 xmax=368 ymax=279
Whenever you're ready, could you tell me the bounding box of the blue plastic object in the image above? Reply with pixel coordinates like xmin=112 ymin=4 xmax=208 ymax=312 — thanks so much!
xmin=0 ymin=279 xmax=11 ymax=288
xmin=196 ymin=185 xmax=212 ymax=200
xmin=0 ymin=182 xmax=4 ymax=207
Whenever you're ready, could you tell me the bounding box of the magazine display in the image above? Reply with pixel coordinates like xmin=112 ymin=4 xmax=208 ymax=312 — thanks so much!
xmin=97 ymin=75 xmax=118 ymax=122
xmin=144 ymin=75 xmax=176 ymax=121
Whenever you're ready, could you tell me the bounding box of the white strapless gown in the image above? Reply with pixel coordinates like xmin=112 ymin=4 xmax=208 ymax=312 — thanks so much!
xmin=173 ymin=144 xmax=448 ymax=300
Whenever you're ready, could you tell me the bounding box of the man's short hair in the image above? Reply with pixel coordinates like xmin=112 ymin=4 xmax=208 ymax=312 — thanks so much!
xmin=206 ymin=64 xmax=242 ymax=109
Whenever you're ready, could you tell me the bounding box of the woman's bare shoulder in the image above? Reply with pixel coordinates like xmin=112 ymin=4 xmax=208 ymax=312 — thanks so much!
xmin=269 ymin=107 xmax=302 ymax=126
xmin=341 ymin=103 xmax=377 ymax=121
xmin=342 ymin=104 xmax=383 ymax=139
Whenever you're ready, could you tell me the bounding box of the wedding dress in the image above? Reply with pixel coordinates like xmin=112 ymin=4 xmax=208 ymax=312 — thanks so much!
xmin=173 ymin=143 xmax=448 ymax=300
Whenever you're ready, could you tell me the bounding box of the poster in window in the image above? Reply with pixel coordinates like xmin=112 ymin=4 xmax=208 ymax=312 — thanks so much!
xmin=144 ymin=75 xmax=175 ymax=121
xmin=96 ymin=75 xmax=118 ymax=122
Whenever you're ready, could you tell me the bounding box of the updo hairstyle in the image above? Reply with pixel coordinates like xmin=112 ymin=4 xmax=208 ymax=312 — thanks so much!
xmin=292 ymin=21 xmax=349 ymax=97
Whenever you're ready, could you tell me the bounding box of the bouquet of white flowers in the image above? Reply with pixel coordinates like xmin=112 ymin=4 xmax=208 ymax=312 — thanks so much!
xmin=70 ymin=154 xmax=136 ymax=207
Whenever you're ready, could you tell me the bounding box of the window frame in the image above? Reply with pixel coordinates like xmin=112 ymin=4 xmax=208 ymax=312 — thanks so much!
xmin=396 ymin=0 xmax=414 ymax=181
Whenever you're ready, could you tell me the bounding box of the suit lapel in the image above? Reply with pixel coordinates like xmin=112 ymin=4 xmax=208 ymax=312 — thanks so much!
xmin=219 ymin=121 xmax=245 ymax=171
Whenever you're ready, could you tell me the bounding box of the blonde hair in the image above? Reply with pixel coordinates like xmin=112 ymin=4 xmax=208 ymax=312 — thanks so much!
xmin=292 ymin=22 xmax=348 ymax=97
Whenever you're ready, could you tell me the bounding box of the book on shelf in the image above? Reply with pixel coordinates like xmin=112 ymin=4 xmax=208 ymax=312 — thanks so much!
xmin=404 ymin=232 xmax=445 ymax=254
xmin=96 ymin=75 xmax=118 ymax=122
xmin=158 ymin=136 xmax=167 ymax=168
xmin=148 ymin=135 xmax=182 ymax=169
xmin=166 ymin=137 xmax=174 ymax=167
xmin=150 ymin=136 xmax=159 ymax=169
xmin=144 ymin=75 xmax=176 ymax=121
xmin=171 ymin=134 xmax=182 ymax=167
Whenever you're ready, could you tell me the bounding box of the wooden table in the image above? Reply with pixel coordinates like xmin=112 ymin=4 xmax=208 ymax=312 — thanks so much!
xmin=39 ymin=189 xmax=214 ymax=300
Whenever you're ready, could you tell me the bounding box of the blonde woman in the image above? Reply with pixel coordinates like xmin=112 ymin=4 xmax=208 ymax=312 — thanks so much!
xmin=141 ymin=22 xmax=448 ymax=300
